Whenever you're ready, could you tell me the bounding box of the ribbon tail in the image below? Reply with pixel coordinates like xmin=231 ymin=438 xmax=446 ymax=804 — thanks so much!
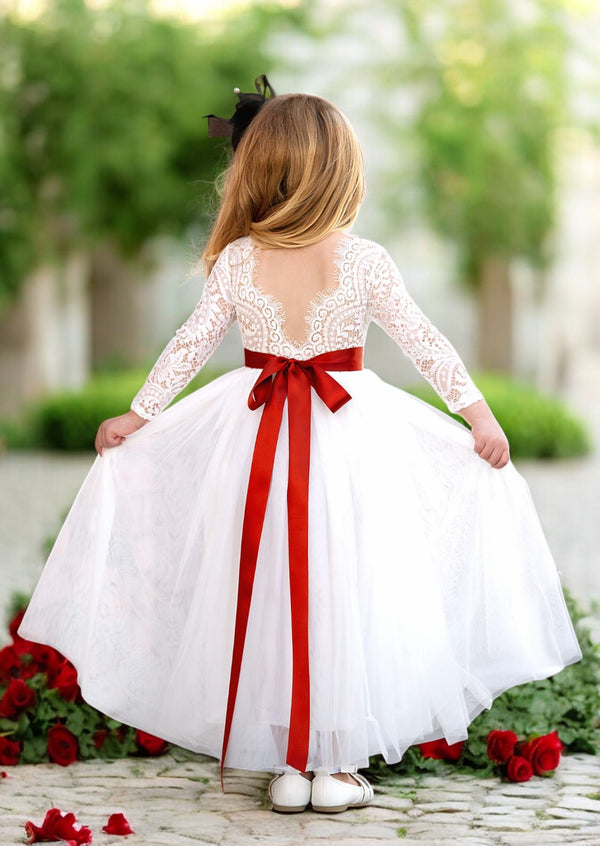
xmin=285 ymin=366 xmax=311 ymax=772
xmin=221 ymin=374 xmax=287 ymax=789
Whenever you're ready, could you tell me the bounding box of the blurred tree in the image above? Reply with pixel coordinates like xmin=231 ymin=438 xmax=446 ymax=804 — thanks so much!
xmin=382 ymin=0 xmax=573 ymax=371
xmin=0 ymin=0 xmax=305 ymax=310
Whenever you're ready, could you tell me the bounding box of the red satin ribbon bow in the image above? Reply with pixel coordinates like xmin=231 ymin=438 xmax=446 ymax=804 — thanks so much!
xmin=221 ymin=347 xmax=364 ymax=781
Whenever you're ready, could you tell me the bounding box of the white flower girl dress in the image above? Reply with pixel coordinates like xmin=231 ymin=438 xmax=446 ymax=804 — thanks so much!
xmin=19 ymin=233 xmax=582 ymax=773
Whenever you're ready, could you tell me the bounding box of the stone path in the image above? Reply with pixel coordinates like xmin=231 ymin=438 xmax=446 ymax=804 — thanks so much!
xmin=1 ymin=751 xmax=600 ymax=845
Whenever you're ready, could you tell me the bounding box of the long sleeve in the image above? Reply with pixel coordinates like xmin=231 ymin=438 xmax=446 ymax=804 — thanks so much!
xmin=131 ymin=244 xmax=236 ymax=419
xmin=367 ymin=246 xmax=483 ymax=413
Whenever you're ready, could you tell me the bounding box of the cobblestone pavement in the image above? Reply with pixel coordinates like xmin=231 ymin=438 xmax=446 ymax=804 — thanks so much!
xmin=1 ymin=751 xmax=600 ymax=845
xmin=1 ymin=412 xmax=599 ymax=844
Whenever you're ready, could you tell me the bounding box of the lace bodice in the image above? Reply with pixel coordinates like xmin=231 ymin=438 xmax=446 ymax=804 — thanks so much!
xmin=131 ymin=234 xmax=483 ymax=419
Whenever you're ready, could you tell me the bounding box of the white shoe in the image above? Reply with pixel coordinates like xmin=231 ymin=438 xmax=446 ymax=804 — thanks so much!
xmin=268 ymin=773 xmax=312 ymax=813
xmin=311 ymin=770 xmax=374 ymax=813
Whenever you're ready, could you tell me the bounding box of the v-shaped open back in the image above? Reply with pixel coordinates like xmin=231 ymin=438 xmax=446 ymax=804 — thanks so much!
xmin=249 ymin=231 xmax=351 ymax=349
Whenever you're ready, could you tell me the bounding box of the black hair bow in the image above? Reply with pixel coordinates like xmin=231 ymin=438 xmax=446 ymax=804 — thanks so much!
xmin=206 ymin=74 xmax=276 ymax=151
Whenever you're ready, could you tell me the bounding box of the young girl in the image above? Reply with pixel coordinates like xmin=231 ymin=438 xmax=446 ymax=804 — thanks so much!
xmin=20 ymin=82 xmax=581 ymax=815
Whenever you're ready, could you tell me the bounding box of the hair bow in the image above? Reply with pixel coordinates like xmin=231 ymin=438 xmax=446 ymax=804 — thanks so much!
xmin=206 ymin=74 xmax=276 ymax=151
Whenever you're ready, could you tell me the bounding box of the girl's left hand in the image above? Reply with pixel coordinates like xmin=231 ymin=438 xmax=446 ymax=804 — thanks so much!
xmin=95 ymin=410 xmax=148 ymax=456
xmin=470 ymin=416 xmax=510 ymax=468
xmin=459 ymin=399 xmax=510 ymax=469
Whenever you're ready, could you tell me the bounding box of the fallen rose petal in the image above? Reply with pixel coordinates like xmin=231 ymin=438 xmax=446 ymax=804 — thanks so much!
xmin=102 ymin=812 xmax=134 ymax=835
xmin=1 ymin=770 xmax=7 ymax=778
xmin=24 ymin=807 xmax=92 ymax=844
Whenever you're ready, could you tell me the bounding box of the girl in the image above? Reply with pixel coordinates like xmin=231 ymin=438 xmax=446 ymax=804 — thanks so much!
xmin=20 ymin=81 xmax=581 ymax=816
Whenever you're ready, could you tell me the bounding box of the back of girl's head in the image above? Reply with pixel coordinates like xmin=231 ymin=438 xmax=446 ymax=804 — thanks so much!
xmin=204 ymin=93 xmax=365 ymax=270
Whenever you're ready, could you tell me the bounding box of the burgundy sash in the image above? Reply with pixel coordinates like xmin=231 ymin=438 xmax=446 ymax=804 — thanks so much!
xmin=221 ymin=347 xmax=364 ymax=781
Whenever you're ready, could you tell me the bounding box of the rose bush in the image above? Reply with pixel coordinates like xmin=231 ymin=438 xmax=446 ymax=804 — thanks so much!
xmin=0 ymin=602 xmax=168 ymax=766
xmin=0 ymin=678 xmax=37 ymax=718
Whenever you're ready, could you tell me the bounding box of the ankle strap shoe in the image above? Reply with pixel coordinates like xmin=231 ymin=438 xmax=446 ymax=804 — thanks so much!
xmin=311 ymin=772 xmax=374 ymax=813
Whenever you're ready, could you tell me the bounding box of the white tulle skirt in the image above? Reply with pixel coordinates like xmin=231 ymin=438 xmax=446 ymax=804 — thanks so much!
xmin=19 ymin=367 xmax=582 ymax=771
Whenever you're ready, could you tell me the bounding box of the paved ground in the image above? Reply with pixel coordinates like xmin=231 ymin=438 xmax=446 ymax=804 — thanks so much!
xmin=1 ymin=751 xmax=600 ymax=845
xmin=1 ymin=373 xmax=599 ymax=844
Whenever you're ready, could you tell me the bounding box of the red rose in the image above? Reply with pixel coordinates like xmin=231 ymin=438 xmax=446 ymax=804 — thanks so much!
xmin=24 ymin=808 xmax=92 ymax=844
xmin=49 ymin=661 xmax=81 ymax=702
xmin=0 ymin=736 xmax=21 ymax=766
xmin=505 ymin=754 xmax=533 ymax=782
xmin=47 ymin=725 xmax=79 ymax=766
xmin=102 ymin=812 xmax=135 ymax=835
xmin=0 ymin=644 xmax=20 ymax=684
xmin=9 ymin=609 xmax=35 ymax=657
xmin=487 ymin=729 xmax=518 ymax=764
xmin=0 ymin=678 xmax=37 ymax=718
xmin=93 ymin=729 xmax=108 ymax=750
xmin=9 ymin=608 xmax=26 ymax=641
xmin=418 ymin=738 xmax=465 ymax=763
xmin=135 ymin=729 xmax=166 ymax=755
xmin=518 ymin=731 xmax=562 ymax=775
xmin=29 ymin=644 xmax=63 ymax=680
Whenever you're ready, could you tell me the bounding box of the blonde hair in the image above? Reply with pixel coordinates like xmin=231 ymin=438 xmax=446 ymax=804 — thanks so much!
xmin=203 ymin=93 xmax=365 ymax=273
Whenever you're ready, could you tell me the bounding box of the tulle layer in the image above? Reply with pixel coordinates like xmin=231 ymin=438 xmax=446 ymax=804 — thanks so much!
xmin=19 ymin=367 xmax=582 ymax=771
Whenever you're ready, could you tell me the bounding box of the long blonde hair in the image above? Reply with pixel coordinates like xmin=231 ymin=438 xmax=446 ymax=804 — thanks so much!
xmin=203 ymin=93 xmax=365 ymax=273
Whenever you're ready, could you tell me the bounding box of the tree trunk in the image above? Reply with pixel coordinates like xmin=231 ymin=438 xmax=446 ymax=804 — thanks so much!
xmin=476 ymin=255 xmax=513 ymax=372
xmin=90 ymin=244 xmax=153 ymax=369
xmin=0 ymin=252 xmax=91 ymax=418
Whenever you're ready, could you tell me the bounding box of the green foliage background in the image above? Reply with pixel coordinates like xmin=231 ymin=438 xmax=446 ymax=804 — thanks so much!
xmin=383 ymin=0 xmax=571 ymax=286
xmin=0 ymin=367 xmax=590 ymax=458
xmin=407 ymin=373 xmax=590 ymax=459
xmin=0 ymin=0 xmax=306 ymax=308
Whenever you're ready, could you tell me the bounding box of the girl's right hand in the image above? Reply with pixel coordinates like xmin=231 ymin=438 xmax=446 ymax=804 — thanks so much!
xmin=95 ymin=410 xmax=148 ymax=456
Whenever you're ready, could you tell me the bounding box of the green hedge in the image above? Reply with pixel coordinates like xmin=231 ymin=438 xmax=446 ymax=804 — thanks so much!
xmin=0 ymin=369 xmax=591 ymax=457
xmin=406 ymin=372 xmax=590 ymax=460
xmin=1 ymin=367 xmax=226 ymax=452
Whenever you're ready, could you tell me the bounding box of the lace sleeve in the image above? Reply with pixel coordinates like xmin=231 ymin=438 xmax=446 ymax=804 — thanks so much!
xmin=131 ymin=245 xmax=236 ymax=419
xmin=367 ymin=246 xmax=484 ymax=413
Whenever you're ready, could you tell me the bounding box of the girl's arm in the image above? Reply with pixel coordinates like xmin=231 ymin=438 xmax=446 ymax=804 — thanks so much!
xmin=367 ymin=245 xmax=509 ymax=469
xmin=95 ymin=246 xmax=236 ymax=455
